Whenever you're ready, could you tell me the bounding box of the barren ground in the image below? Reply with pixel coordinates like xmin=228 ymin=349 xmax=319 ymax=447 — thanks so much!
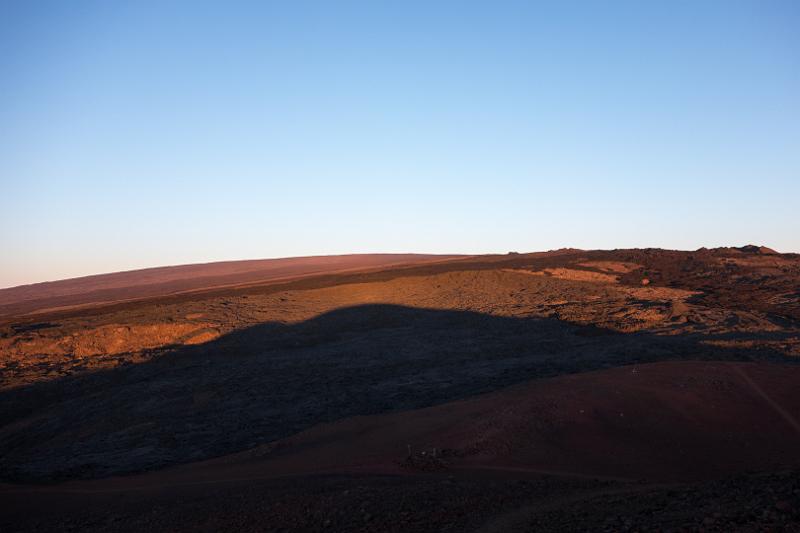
xmin=1 ymin=247 xmax=799 ymax=532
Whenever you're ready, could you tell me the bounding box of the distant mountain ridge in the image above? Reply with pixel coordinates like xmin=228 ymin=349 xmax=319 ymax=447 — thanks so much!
xmin=0 ymin=254 xmax=462 ymax=317
xmin=1 ymin=246 xmax=786 ymax=319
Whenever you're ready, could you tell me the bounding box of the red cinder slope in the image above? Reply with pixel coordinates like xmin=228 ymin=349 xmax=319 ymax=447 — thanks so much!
xmin=37 ymin=360 xmax=797 ymax=492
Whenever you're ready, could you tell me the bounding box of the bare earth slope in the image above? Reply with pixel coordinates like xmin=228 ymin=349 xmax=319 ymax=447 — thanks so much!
xmin=0 ymin=253 xmax=462 ymax=317
xmin=1 ymin=361 xmax=798 ymax=532
xmin=1 ymin=246 xmax=799 ymax=531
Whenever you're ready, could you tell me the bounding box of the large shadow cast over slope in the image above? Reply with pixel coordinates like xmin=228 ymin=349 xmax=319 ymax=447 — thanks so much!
xmin=0 ymin=304 xmax=793 ymax=482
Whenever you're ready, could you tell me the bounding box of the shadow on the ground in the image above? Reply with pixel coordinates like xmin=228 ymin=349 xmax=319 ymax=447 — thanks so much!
xmin=0 ymin=304 xmax=794 ymax=482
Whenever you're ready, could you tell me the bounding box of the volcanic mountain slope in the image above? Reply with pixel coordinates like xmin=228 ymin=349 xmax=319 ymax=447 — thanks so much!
xmin=0 ymin=253 xmax=462 ymax=317
xmin=1 ymin=247 xmax=799 ymax=531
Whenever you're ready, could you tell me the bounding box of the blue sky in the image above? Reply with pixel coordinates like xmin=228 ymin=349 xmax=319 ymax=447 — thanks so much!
xmin=1 ymin=1 xmax=798 ymax=287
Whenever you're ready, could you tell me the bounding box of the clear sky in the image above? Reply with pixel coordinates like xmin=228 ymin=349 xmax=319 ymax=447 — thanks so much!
xmin=1 ymin=1 xmax=798 ymax=288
